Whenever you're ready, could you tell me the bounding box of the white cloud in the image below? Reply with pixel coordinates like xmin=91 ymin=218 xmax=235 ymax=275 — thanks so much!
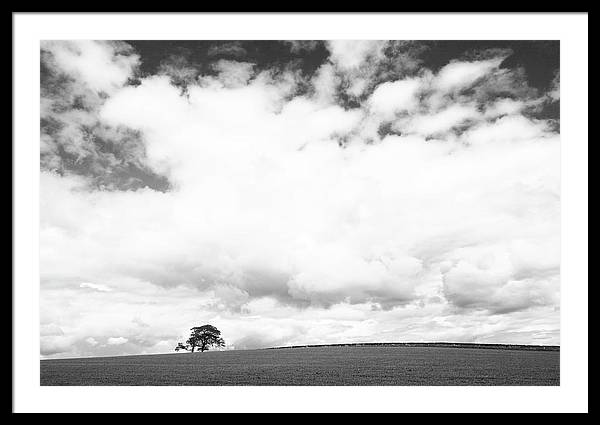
xmin=484 ymin=98 xmax=526 ymax=119
xmin=80 ymin=282 xmax=112 ymax=292
xmin=442 ymin=242 xmax=559 ymax=313
xmin=107 ymin=337 xmax=128 ymax=345
xmin=41 ymin=335 xmax=75 ymax=356
xmin=401 ymin=103 xmax=481 ymax=136
xmin=41 ymin=40 xmax=139 ymax=94
xmin=40 ymin=323 xmax=64 ymax=336
xmin=311 ymin=63 xmax=339 ymax=104
xmin=547 ymin=71 xmax=560 ymax=102
xmin=326 ymin=40 xmax=386 ymax=70
xmin=460 ymin=115 xmax=553 ymax=145
xmin=201 ymin=59 xmax=256 ymax=88
xmin=325 ymin=41 xmax=395 ymax=99
xmin=39 ymin=41 xmax=561 ymax=357
xmin=368 ymin=78 xmax=422 ymax=118
xmin=346 ymin=77 xmax=369 ymax=98
xmin=434 ymin=59 xmax=501 ymax=93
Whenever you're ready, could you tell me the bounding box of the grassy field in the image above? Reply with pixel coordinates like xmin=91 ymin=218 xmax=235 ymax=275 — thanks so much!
xmin=40 ymin=345 xmax=559 ymax=386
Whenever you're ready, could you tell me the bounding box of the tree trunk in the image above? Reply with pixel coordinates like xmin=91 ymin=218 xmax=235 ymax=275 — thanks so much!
xmin=191 ymin=345 xmax=195 ymax=353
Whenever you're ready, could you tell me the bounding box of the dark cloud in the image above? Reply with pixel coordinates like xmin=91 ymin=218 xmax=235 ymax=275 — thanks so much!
xmin=128 ymin=40 xmax=329 ymax=78
xmin=41 ymin=41 xmax=171 ymax=192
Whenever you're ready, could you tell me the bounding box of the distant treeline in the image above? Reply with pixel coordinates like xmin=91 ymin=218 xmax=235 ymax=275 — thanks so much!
xmin=268 ymin=342 xmax=560 ymax=352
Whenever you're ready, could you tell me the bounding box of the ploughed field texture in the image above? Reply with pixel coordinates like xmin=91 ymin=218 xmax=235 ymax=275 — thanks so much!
xmin=40 ymin=346 xmax=559 ymax=386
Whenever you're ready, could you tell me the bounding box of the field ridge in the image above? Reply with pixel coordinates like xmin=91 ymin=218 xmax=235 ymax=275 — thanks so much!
xmin=268 ymin=342 xmax=560 ymax=351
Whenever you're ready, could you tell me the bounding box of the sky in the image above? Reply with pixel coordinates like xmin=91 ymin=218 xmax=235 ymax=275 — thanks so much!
xmin=40 ymin=40 xmax=560 ymax=358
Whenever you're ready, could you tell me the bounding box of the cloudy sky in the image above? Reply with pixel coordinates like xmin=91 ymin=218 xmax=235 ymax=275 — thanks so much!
xmin=40 ymin=40 xmax=560 ymax=358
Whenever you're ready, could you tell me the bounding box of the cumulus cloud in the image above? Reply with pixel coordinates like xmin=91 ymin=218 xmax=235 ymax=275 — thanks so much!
xmin=39 ymin=40 xmax=561 ymax=357
xmin=42 ymin=40 xmax=139 ymax=94
xmin=326 ymin=40 xmax=386 ymax=71
xmin=107 ymin=337 xmax=128 ymax=345
xmin=433 ymin=58 xmax=502 ymax=93
xmin=86 ymin=337 xmax=99 ymax=346
xmin=367 ymin=78 xmax=422 ymax=118
xmin=203 ymin=59 xmax=256 ymax=88
xmin=323 ymin=40 xmax=421 ymax=100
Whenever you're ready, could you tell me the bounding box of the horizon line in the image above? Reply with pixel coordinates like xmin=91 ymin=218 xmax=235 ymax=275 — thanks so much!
xmin=41 ymin=341 xmax=561 ymax=360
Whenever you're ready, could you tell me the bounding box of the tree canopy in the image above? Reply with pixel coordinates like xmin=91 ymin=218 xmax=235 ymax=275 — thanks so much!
xmin=175 ymin=324 xmax=225 ymax=353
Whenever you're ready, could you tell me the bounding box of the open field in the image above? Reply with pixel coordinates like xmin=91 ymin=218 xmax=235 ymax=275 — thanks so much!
xmin=40 ymin=345 xmax=559 ymax=386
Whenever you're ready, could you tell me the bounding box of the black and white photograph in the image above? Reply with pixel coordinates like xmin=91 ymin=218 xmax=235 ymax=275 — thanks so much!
xmin=13 ymin=13 xmax=588 ymax=413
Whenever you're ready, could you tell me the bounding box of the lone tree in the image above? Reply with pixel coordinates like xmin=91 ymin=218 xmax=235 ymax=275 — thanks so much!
xmin=175 ymin=324 xmax=225 ymax=353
